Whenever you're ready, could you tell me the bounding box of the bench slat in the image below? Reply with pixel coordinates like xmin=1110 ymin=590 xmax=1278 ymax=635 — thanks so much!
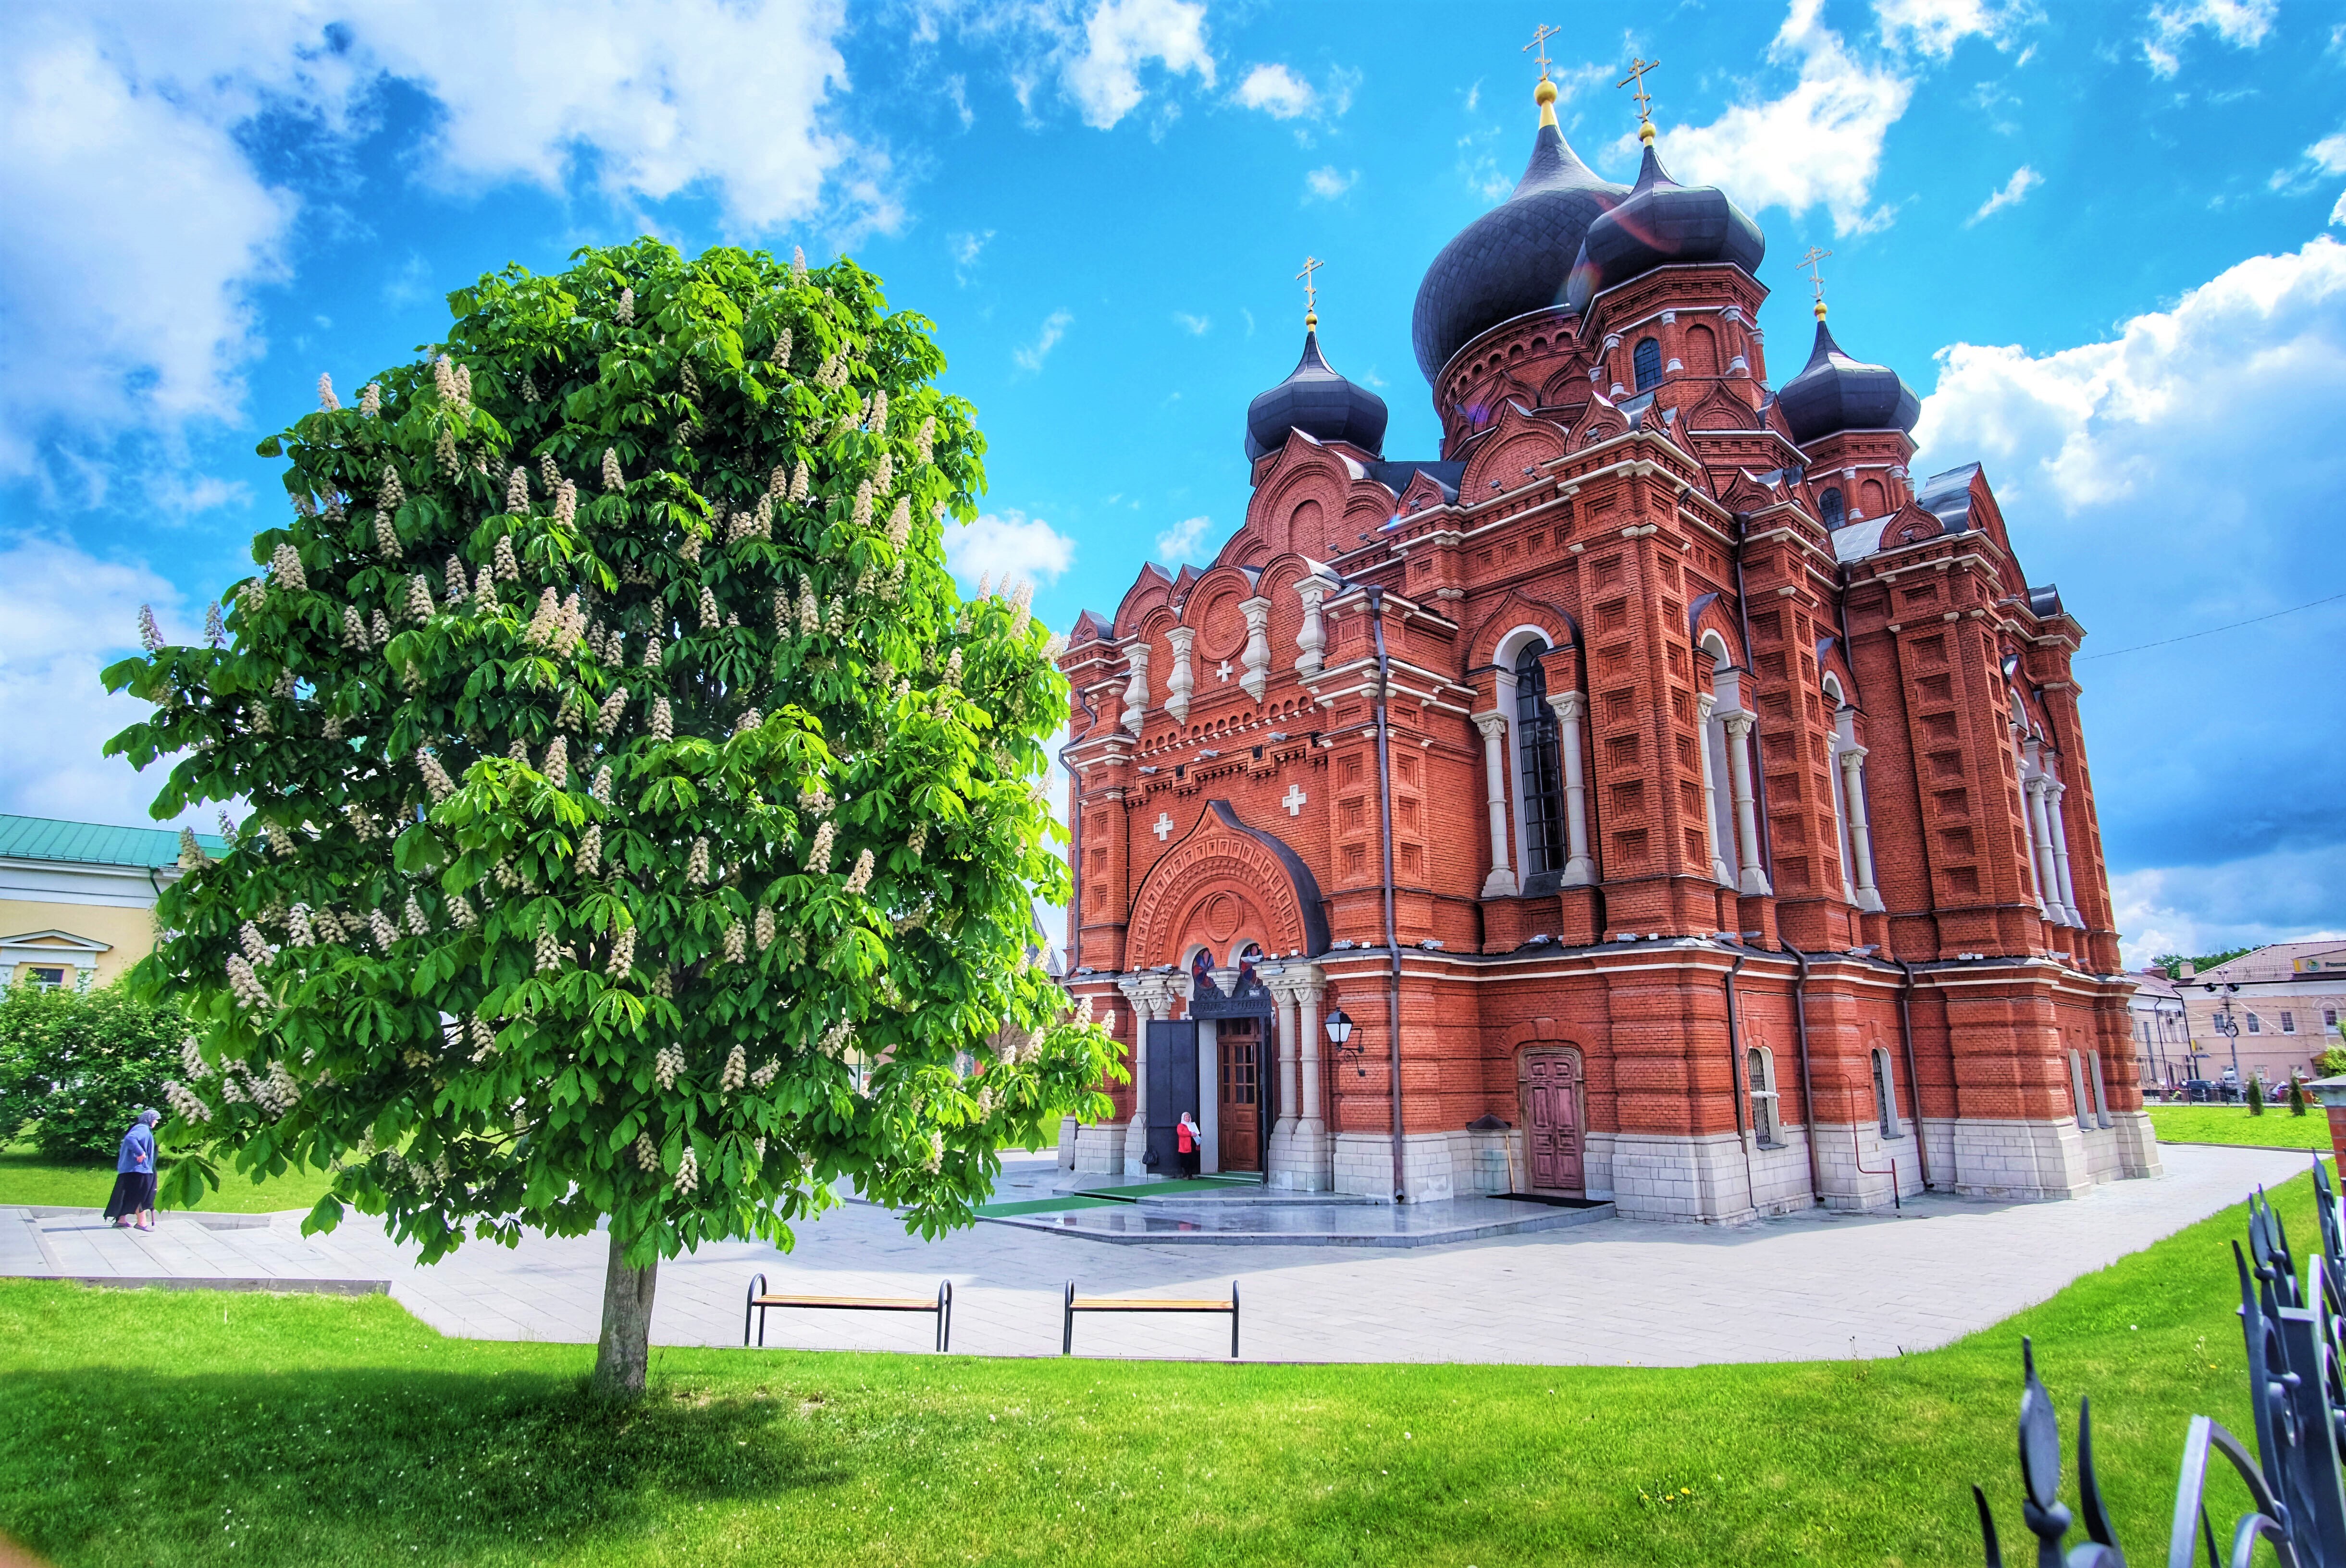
xmin=752 ymin=1295 xmax=938 ymax=1311
xmin=1070 ymin=1298 xmax=1234 ymax=1312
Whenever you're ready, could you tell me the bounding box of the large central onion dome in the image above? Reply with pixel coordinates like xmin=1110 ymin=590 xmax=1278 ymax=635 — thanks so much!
xmin=1776 ymin=315 xmax=1921 ymax=443
xmin=1410 ymin=82 xmax=1628 ymax=385
xmin=1563 ymin=139 xmax=1765 ymax=316
xmin=1245 ymin=320 xmax=1388 ymax=461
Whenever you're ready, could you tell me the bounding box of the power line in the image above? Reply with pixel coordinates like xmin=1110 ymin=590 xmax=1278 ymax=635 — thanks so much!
xmin=2079 ymin=590 xmax=2346 ymax=661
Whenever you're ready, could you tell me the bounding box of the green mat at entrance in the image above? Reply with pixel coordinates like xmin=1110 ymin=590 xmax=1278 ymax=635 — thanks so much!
xmin=970 ymin=1195 xmax=1130 ymax=1218
xmin=1072 ymin=1176 xmax=1263 ymax=1200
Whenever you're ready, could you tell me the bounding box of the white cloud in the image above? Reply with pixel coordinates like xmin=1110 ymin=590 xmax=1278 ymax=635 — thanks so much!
xmin=943 ymin=510 xmax=1077 ymax=588
xmin=949 ymin=228 xmax=995 ymax=284
xmin=2144 ymin=0 xmax=2276 ymax=76
xmin=1965 ymin=164 xmax=2041 ymax=224
xmin=0 ymin=1 xmax=881 ymax=477
xmin=1873 ymin=0 xmax=2038 ymax=58
xmin=1153 ymin=514 xmax=1213 ymax=562
xmin=1235 ymin=63 xmax=1314 ymax=119
xmin=1304 ymin=165 xmax=1358 ymax=201
xmin=1013 ymin=309 xmax=1074 ymax=372
xmin=1063 ymin=0 xmax=1214 ymax=130
xmin=1665 ymin=0 xmax=1914 ymax=236
xmin=1912 ymin=234 xmax=2346 ymax=951
xmin=2111 ymin=856 xmax=2346 ymax=969
xmin=1172 ymin=312 xmax=1210 ymax=335
xmin=2313 ymin=134 xmax=2346 ymax=176
xmin=0 ymin=536 xmax=212 ymax=832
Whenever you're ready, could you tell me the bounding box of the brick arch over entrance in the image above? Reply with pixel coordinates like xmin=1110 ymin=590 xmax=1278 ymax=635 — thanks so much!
xmin=1127 ymin=801 xmax=1330 ymax=968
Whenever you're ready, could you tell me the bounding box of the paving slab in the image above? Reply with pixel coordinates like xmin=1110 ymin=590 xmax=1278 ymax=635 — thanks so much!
xmin=0 ymin=1143 xmax=2315 ymax=1366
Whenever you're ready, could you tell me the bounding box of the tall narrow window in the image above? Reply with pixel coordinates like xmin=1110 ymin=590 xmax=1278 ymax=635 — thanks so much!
xmin=2069 ymin=1051 xmax=2091 ymax=1132
xmin=1872 ymin=1048 xmax=1901 ymax=1136
xmin=1747 ymin=1047 xmax=1780 ymax=1145
xmin=2281 ymin=1012 xmax=2297 ymax=1034
xmin=1633 ymin=336 xmax=1663 ymax=391
xmin=1514 ymin=640 xmax=1567 ymax=879
xmin=2247 ymin=1013 xmax=2262 ymax=1034
xmin=1819 ymin=487 xmax=1845 ymax=529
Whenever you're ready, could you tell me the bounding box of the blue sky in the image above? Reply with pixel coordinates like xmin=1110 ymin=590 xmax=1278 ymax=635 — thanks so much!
xmin=2 ymin=0 xmax=2341 ymax=965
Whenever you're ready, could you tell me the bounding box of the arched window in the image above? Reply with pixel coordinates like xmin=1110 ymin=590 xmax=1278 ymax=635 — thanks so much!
xmin=1514 ymin=640 xmax=1568 ymax=879
xmin=1633 ymin=336 xmax=1663 ymax=391
xmin=1871 ymin=1047 xmax=1901 ymax=1137
xmin=1747 ymin=1047 xmax=1780 ymax=1145
xmin=2068 ymin=1051 xmax=2092 ymax=1131
xmin=1819 ymin=487 xmax=1845 ymax=529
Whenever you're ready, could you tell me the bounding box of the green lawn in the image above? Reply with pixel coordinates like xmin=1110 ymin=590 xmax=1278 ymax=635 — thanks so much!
xmin=2148 ymin=1103 xmax=2334 ymax=1151
xmin=0 ymin=1142 xmax=337 ymax=1214
xmin=0 ymin=1173 xmax=2317 ymax=1567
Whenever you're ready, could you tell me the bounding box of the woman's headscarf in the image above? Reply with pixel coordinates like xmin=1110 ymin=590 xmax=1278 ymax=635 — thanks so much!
xmin=137 ymin=1108 xmax=161 ymax=1127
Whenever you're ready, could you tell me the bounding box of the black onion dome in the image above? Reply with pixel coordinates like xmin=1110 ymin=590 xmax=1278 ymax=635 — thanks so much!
xmin=1410 ymin=121 xmax=1629 ymax=384
xmin=1245 ymin=328 xmax=1388 ymax=461
xmin=1563 ymin=142 xmax=1766 ymax=315
xmin=1777 ymin=317 xmax=1921 ymax=444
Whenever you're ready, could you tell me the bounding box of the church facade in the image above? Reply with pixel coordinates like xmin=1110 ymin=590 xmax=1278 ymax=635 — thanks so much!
xmin=1051 ymin=72 xmax=2157 ymax=1220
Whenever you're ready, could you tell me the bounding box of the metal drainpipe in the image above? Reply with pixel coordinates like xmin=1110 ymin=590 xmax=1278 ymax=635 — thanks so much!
xmin=1723 ymin=950 xmax=1757 ymax=1214
xmin=1785 ymin=944 xmax=1824 ymax=1206
xmin=1368 ymin=588 xmax=1407 ymax=1202
xmin=1890 ymin=956 xmax=1932 ymax=1189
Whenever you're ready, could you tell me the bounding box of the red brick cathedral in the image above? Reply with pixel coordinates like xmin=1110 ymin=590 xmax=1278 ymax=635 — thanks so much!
xmin=1052 ymin=72 xmax=2155 ymax=1219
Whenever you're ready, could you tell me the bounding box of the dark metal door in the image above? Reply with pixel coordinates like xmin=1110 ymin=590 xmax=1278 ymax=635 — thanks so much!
xmin=1524 ymin=1051 xmax=1583 ymax=1193
xmin=1146 ymin=1020 xmax=1198 ymax=1175
xmin=1216 ymin=1017 xmax=1263 ymax=1171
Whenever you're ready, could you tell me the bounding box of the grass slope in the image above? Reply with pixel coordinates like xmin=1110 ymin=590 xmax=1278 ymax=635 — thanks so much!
xmin=2148 ymin=1104 xmax=2334 ymax=1151
xmin=0 ymin=1143 xmax=337 ymax=1214
xmin=0 ymin=1176 xmax=2316 ymax=1568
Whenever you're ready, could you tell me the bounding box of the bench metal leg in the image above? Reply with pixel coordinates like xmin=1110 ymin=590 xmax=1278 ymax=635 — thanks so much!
xmin=744 ymin=1272 xmax=766 ymax=1348
xmin=937 ymin=1280 xmax=953 ymax=1353
xmin=1063 ymin=1280 xmax=1074 ymax=1356
xmin=1231 ymin=1279 xmax=1240 ymax=1360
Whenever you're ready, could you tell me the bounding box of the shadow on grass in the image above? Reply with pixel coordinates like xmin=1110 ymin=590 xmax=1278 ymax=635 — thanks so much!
xmin=0 ymin=1364 xmax=848 ymax=1567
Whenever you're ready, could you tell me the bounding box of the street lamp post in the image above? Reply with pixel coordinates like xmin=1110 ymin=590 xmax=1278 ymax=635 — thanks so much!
xmin=2205 ymin=981 xmax=2245 ymax=1096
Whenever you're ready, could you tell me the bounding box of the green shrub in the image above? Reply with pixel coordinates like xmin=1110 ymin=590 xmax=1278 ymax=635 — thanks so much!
xmin=2248 ymin=1075 xmax=2266 ymax=1115
xmin=2289 ymin=1073 xmax=2309 ymax=1115
xmin=2317 ymin=1043 xmax=2346 ymax=1079
xmin=0 ymin=981 xmax=185 ymax=1159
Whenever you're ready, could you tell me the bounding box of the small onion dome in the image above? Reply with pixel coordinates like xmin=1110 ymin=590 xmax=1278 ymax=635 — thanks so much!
xmin=1563 ymin=141 xmax=1765 ymax=315
xmin=1245 ymin=325 xmax=1388 ymax=461
xmin=1410 ymin=91 xmax=1628 ymax=385
xmin=1777 ymin=317 xmax=1921 ymax=444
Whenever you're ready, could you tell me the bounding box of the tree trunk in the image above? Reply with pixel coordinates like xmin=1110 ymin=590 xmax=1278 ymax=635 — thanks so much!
xmin=590 ymin=1225 xmax=659 ymax=1399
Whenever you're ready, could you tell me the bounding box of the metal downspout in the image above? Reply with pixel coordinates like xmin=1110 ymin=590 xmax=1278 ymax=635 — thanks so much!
xmin=1891 ymin=956 xmax=1932 ymax=1189
xmin=1785 ymin=944 xmax=1824 ymax=1206
xmin=1723 ymin=950 xmax=1757 ymax=1214
xmin=1368 ymin=588 xmax=1407 ymax=1201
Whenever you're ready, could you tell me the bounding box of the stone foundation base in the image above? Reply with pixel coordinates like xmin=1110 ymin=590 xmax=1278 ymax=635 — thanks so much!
xmin=1270 ymin=1118 xmax=1333 ymax=1191
xmin=1070 ymin=1123 xmax=1125 ymax=1176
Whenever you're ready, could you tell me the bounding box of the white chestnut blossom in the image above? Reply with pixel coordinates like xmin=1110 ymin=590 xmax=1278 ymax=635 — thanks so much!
xmin=842 ymin=849 xmax=875 ymax=896
xmin=650 ymin=696 xmax=673 ymax=742
xmin=673 ymin=1145 xmax=699 ymax=1196
xmin=602 ymin=447 xmax=624 ymax=493
xmin=606 ymin=923 xmax=634 ymax=978
xmin=318 ymin=372 xmax=338 ymax=411
xmin=753 ymin=905 xmax=776 ymax=952
xmin=804 ymin=820 xmax=835 ymax=875
xmin=359 ymin=381 xmax=382 ymax=418
xmin=418 ymin=748 xmax=456 ymax=802
xmin=493 ymin=535 xmax=519 ymax=582
xmin=654 ymin=1043 xmax=685 ymax=1092
xmin=165 ymin=1081 xmax=214 ymax=1126
xmin=722 ymin=1043 xmax=747 ymax=1092
xmin=722 ymin=919 xmax=746 ymax=964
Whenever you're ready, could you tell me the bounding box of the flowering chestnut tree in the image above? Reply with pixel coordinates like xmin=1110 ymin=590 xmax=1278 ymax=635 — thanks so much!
xmin=103 ymin=238 xmax=1113 ymax=1396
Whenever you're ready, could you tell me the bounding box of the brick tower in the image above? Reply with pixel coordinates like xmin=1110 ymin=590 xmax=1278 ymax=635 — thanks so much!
xmin=1051 ymin=63 xmax=2154 ymax=1219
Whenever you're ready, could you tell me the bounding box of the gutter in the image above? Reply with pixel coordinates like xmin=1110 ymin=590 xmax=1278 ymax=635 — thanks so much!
xmin=1890 ymin=955 xmax=1932 ymax=1190
xmin=1785 ymin=944 xmax=1824 ymax=1206
xmin=1368 ymin=587 xmax=1407 ymax=1201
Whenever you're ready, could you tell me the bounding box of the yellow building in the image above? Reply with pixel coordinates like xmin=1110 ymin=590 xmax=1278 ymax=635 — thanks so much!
xmin=0 ymin=815 xmax=226 ymax=990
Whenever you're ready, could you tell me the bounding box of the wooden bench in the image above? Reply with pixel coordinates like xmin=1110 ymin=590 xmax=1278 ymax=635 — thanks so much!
xmin=743 ymin=1274 xmax=953 ymax=1352
xmin=1062 ymin=1279 xmax=1240 ymax=1358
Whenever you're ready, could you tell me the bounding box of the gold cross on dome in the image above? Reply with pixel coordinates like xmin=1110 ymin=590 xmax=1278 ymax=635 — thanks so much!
xmin=1523 ymin=23 xmax=1561 ymax=81
xmin=1295 ymin=255 xmax=1322 ymax=325
xmin=1618 ymin=55 xmax=1661 ymax=128
xmin=1799 ymin=245 xmax=1833 ymax=318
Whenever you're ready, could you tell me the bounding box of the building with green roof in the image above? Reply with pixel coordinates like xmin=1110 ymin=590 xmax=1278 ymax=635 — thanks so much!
xmin=0 ymin=814 xmax=229 ymax=990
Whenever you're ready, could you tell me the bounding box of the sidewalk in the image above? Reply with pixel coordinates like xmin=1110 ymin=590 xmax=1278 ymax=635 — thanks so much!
xmin=3 ymin=1142 xmax=2311 ymax=1365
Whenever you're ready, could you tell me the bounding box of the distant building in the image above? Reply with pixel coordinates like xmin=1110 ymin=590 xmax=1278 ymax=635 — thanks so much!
xmin=0 ymin=815 xmax=226 ymax=990
xmin=2128 ymin=967 xmax=2195 ymax=1090
xmin=2176 ymin=942 xmax=2346 ymax=1089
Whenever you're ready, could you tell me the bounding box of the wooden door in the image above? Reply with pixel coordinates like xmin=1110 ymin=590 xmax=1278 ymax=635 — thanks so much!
xmin=1217 ymin=1017 xmax=1263 ymax=1171
xmin=1523 ymin=1051 xmax=1584 ymax=1193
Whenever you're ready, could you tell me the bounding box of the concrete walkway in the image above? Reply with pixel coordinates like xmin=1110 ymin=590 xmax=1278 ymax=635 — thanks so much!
xmin=3 ymin=1143 xmax=2312 ymax=1365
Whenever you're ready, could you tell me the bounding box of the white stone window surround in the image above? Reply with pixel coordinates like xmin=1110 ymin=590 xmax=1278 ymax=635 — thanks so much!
xmin=1703 ymin=644 xmax=1771 ymax=896
xmin=2068 ymin=1050 xmax=2092 ymax=1132
xmin=1822 ymin=678 xmax=1860 ymax=905
xmin=1870 ymin=1045 xmax=1904 ymax=1137
xmin=1490 ymin=625 xmax=1556 ymax=889
xmin=1746 ymin=1045 xmax=1783 ymax=1146
xmin=2088 ymin=1051 xmax=2112 ymax=1129
xmin=1824 ymin=685 xmax=1886 ymax=914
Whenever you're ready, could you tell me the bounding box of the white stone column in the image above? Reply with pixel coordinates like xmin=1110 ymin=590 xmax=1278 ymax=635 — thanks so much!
xmin=1838 ymin=742 xmax=1886 ymax=914
xmin=1116 ymin=975 xmax=1172 ymax=1173
xmin=1291 ymin=970 xmax=1331 ymax=1191
xmin=1122 ymin=641 xmax=1149 ymax=737
xmin=2025 ymin=777 xmax=2066 ymax=926
xmin=1473 ymin=711 xmax=1518 ymax=898
xmin=1548 ymin=690 xmax=1597 ymax=887
xmin=2047 ymin=780 xmax=2085 ymax=928
xmin=1265 ymin=973 xmax=1300 ymax=1182
xmin=1164 ymin=626 xmax=1195 ymax=724
xmin=1294 ymin=578 xmax=1327 ymax=677
xmin=1239 ymin=596 xmax=1272 ymax=701
xmin=1695 ymin=692 xmax=1735 ymax=887
xmin=1723 ymin=712 xmax=1772 ymax=896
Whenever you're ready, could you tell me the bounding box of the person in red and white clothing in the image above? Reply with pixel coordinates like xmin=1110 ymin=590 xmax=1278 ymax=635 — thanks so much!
xmin=1175 ymin=1111 xmax=1201 ymax=1178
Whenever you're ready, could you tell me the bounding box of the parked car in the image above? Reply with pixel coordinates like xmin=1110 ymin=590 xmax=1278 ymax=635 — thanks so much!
xmin=2183 ymin=1079 xmax=2216 ymax=1103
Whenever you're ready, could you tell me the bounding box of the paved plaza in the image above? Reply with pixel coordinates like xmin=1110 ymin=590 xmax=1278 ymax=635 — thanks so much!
xmin=2 ymin=1142 xmax=2309 ymax=1365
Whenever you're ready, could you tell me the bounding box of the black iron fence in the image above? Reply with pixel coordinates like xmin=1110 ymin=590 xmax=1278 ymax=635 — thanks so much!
xmin=1974 ymin=1161 xmax=2346 ymax=1566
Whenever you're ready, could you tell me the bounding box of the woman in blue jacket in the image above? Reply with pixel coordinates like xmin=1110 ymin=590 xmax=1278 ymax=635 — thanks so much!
xmin=103 ymin=1108 xmax=161 ymax=1230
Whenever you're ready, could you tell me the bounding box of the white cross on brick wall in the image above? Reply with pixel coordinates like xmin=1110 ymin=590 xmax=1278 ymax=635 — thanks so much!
xmin=1281 ymin=784 xmax=1307 ymax=817
xmin=1152 ymin=812 xmax=1174 ymax=841
xmin=1217 ymin=660 xmax=1232 ymax=682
